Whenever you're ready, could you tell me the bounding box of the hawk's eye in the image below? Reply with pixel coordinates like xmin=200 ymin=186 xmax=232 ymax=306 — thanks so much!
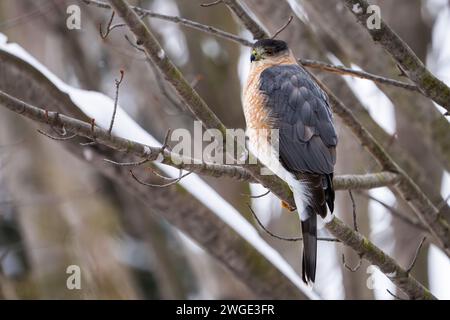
xmin=265 ymin=49 xmax=274 ymax=55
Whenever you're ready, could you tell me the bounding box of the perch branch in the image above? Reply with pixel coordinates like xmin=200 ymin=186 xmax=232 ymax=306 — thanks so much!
xmin=0 ymin=87 xmax=436 ymax=300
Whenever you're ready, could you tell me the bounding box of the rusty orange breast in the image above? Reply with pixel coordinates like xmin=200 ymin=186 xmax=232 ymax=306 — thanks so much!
xmin=242 ymin=64 xmax=272 ymax=131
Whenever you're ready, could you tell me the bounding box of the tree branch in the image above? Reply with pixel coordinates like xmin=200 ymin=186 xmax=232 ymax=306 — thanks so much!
xmin=333 ymin=172 xmax=400 ymax=190
xmin=106 ymin=0 xmax=304 ymax=212
xmin=327 ymin=218 xmax=435 ymax=300
xmin=0 ymin=77 xmax=435 ymax=301
xmin=343 ymin=0 xmax=450 ymax=113
xmin=0 ymin=88 xmax=398 ymax=191
xmin=0 ymin=48 xmax=315 ymax=298
xmin=81 ymin=0 xmax=253 ymax=46
xmin=83 ymin=0 xmax=432 ymax=99
xmin=298 ymin=59 xmax=419 ymax=92
xmin=221 ymin=0 xmax=269 ymax=39
xmin=357 ymin=191 xmax=428 ymax=233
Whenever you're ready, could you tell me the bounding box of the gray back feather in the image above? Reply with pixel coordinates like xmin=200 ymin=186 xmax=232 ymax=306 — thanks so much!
xmin=259 ymin=64 xmax=337 ymax=174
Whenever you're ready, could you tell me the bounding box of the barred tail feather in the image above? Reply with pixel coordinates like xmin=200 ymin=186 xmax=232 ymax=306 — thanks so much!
xmin=301 ymin=210 xmax=317 ymax=284
xmin=291 ymin=174 xmax=330 ymax=285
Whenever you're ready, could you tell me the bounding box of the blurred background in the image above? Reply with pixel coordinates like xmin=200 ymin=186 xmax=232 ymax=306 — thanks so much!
xmin=0 ymin=0 xmax=449 ymax=299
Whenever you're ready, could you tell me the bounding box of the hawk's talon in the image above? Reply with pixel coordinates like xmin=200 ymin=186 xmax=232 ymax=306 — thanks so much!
xmin=281 ymin=200 xmax=296 ymax=212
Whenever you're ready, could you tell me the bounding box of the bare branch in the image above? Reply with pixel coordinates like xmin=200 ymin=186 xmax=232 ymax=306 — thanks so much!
xmin=1 ymin=47 xmax=312 ymax=300
xmin=0 ymin=84 xmax=436 ymax=300
xmin=348 ymin=190 xmax=358 ymax=232
xmin=334 ymin=172 xmax=400 ymax=190
xmin=357 ymin=191 xmax=428 ymax=232
xmin=130 ymin=169 xmax=192 ymax=188
xmin=387 ymin=289 xmax=406 ymax=300
xmin=222 ymin=0 xmax=269 ymax=40
xmin=243 ymin=189 xmax=270 ymax=199
xmin=271 ymin=15 xmax=293 ymax=40
xmin=247 ymin=203 xmax=339 ymax=242
xmin=104 ymin=158 xmax=149 ymax=167
xmin=342 ymin=253 xmax=362 ymax=272
xmin=327 ymin=217 xmax=436 ymax=299
xmin=299 ymin=59 xmax=419 ymax=92
xmin=99 ymin=11 xmax=125 ymax=39
xmin=108 ymin=69 xmax=124 ymax=134
xmin=37 ymin=129 xmax=77 ymax=141
xmin=82 ymin=0 xmax=253 ymax=46
xmin=343 ymin=0 xmax=450 ymax=112
xmin=86 ymin=0 xmax=431 ymax=99
xmin=200 ymin=0 xmax=222 ymax=7
xmin=406 ymin=237 xmax=427 ymax=275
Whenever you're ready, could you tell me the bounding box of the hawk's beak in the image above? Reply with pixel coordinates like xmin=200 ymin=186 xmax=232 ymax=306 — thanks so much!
xmin=250 ymin=53 xmax=256 ymax=62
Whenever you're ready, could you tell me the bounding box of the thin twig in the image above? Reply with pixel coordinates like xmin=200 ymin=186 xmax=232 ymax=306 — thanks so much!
xmin=342 ymin=253 xmax=362 ymax=272
xmin=37 ymin=123 xmax=78 ymax=141
xmin=241 ymin=189 xmax=271 ymax=199
xmin=99 ymin=11 xmax=125 ymax=39
xmin=80 ymin=141 xmax=97 ymax=146
xmin=108 ymin=69 xmax=124 ymax=134
xmin=124 ymin=34 xmax=144 ymax=52
xmin=247 ymin=203 xmax=339 ymax=242
xmin=147 ymin=57 xmax=187 ymax=114
xmin=387 ymin=289 xmax=406 ymax=300
xmin=200 ymin=0 xmax=222 ymax=7
xmin=130 ymin=169 xmax=192 ymax=188
xmin=160 ymin=129 xmax=172 ymax=152
xmin=222 ymin=0 xmax=269 ymax=40
xmin=83 ymin=0 xmax=253 ymax=46
xmin=348 ymin=190 xmax=358 ymax=232
xmin=146 ymin=167 xmax=186 ymax=181
xmin=103 ymin=158 xmax=150 ymax=167
xmin=86 ymin=0 xmax=430 ymax=98
xmin=299 ymin=59 xmax=419 ymax=92
xmin=271 ymin=15 xmax=293 ymax=40
xmin=406 ymin=237 xmax=427 ymax=275
xmin=357 ymin=191 xmax=428 ymax=232
xmin=37 ymin=129 xmax=77 ymax=141
xmin=123 ymin=35 xmax=187 ymax=115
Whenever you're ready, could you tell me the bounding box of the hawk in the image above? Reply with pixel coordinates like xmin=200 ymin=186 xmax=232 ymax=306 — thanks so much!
xmin=243 ymin=39 xmax=337 ymax=284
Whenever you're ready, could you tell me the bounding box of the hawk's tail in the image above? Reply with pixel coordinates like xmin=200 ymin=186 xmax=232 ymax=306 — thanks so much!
xmin=301 ymin=209 xmax=317 ymax=284
xmin=293 ymin=174 xmax=334 ymax=285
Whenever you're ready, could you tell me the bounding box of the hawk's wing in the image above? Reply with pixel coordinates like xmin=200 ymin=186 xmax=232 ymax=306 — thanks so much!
xmin=259 ymin=64 xmax=337 ymax=175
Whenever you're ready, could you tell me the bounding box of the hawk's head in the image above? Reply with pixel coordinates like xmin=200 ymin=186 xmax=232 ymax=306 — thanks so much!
xmin=250 ymin=39 xmax=289 ymax=62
